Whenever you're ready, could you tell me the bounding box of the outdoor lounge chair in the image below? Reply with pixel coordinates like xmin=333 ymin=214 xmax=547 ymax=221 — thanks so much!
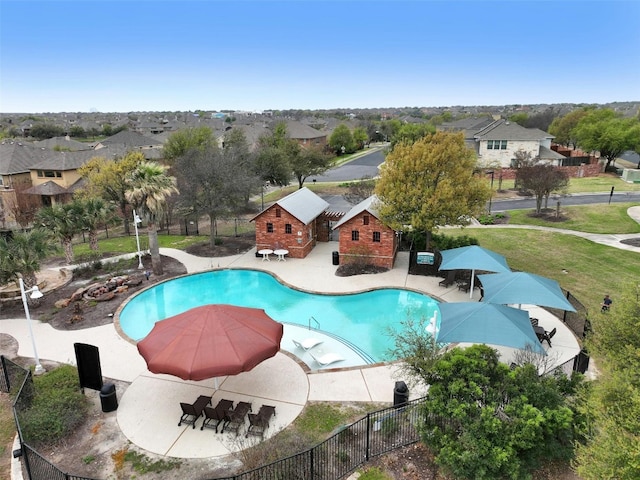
xmin=221 ymin=401 xmax=252 ymax=435
xmin=308 ymin=351 xmax=345 ymax=367
xmin=201 ymin=399 xmax=234 ymax=432
xmin=292 ymin=338 xmax=323 ymax=351
xmin=246 ymin=405 xmax=277 ymax=439
xmin=438 ymin=270 xmax=456 ymax=287
xmin=178 ymin=395 xmax=211 ymax=428
xmin=542 ymin=327 xmax=557 ymax=347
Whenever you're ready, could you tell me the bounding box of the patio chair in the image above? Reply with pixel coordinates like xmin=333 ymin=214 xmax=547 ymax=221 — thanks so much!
xmin=438 ymin=270 xmax=456 ymax=287
xmin=246 ymin=405 xmax=277 ymax=439
xmin=542 ymin=327 xmax=557 ymax=347
xmin=221 ymin=401 xmax=252 ymax=435
xmin=292 ymin=338 xmax=323 ymax=351
xmin=530 ymin=318 xmax=539 ymax=327
xmin=308 ymin=351 xmax=345 ymax=367
xmin=178 ymin=395 xmax=211 ymax=428
xmin=201 ymin=399 xmax=234 ymax=432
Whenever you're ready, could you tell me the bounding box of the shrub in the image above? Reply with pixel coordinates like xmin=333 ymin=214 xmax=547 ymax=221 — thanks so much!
xmin=431 ymin=233 xmax=478 ymax=250
xmin=18 ymin=365 xmax=89 ymax=446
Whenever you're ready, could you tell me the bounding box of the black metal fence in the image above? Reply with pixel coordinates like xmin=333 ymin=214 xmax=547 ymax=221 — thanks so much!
xmin=1 ymin=354 xmax=425 ymax=480
xmin=1 ymin=356 xmax=100 ymax=480
xmin=214 ymin=398 xmax=426 ymax=480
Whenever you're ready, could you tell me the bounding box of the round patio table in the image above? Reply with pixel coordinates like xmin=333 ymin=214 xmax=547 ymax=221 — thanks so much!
xmin=258 ymin=249 xmax=273 ymax=261
xmin=274 ymin=249 xmax=289 ymax=261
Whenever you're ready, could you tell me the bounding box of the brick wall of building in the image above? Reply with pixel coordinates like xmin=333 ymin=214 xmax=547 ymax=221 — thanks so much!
xmin=337 ymin=211 xmax=397 ymax=269
xmin=254 ymin=205 xmax=317 ymax=259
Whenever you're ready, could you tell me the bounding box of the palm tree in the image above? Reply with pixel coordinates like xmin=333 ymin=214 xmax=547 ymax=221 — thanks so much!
xmin=35 ymin=201 xmax=84 ymax=265
xmin=78 ymin=197 xmax=119 ymax=252
xmin=125 ymin=161 xmax=178 ymax=275
xmin=0 ymin=229 xmax=58 ymax=305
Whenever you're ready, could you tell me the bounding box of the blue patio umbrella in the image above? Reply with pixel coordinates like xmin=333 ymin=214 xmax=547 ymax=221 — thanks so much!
xmin=439 ymin=245 xmax=511 ymax=298
xmin=438 ymin=302 xmax=546 ymax=355
xmin=477 ymin=271 xmax=576 ymax=312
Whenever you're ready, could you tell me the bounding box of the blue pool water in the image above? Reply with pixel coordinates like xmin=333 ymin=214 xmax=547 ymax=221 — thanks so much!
xmin=118 ymin=269 xmax=439 ymax=363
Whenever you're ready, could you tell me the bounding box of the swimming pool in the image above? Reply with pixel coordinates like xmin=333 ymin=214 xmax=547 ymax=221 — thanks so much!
xmin=118 ymin=269 xmax=439 ymax=363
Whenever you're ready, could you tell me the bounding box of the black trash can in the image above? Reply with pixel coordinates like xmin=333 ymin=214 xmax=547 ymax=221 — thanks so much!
xmin=332 ymin=251 xmax=339 ymax=265
xmin=393 ymin=381 xmax=409 ymax=407
xmin=99 ymin=383 xmax=118 ymax=412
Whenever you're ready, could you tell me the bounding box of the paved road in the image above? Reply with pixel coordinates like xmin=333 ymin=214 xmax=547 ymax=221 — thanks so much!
xmin=308 ymin=148 xmax=385 ymax=182
xmin=492 ymin=191 xmax=640 ymax=212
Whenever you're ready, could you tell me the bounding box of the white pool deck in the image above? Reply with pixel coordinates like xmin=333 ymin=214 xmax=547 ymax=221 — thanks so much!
xmin=3 ymin=241 xmax=582 ymax=460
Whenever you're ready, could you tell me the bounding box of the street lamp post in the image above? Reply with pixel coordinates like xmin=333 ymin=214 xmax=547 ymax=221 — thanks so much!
xmin=133 ymin=210 xmax=144 ymax=269
xmin=486 ymin=170 xmax=495 ymax=214
xmin=19 ymin=277 xmax=45 ymax=375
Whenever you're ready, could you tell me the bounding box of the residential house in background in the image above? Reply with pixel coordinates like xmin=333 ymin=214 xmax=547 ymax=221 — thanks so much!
xmin=284 ymin=120 xmax=327 ymax=149
xmin=440 ymin=117 xmax=565 ymax=168
xmin=472 ymin=119 xmax=564 ymax=167
xmin=251 ymin=187 xmax=329 ymax=259
xmin=332 ymin=195 xmax=398 ymax=269
xmin=23 ymin=149 xmax=101 ymax=206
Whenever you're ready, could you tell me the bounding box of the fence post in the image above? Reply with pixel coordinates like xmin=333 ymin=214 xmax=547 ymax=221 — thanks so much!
xmin=0 ymin=356 xmax=9 ymax=392
xmin=365 ymin=412 xmax=371 ymax=461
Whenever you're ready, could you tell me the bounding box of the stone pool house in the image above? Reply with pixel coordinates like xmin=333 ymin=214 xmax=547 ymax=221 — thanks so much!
xmin=252 ymin=188 xmax=399 ymax=268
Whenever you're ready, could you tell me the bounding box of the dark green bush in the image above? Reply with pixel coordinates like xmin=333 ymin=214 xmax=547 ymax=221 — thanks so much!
xmin=431 ymin=233 xmax=478 ymax=250
xmin=19 ymin=365 xmax=89 ymax=446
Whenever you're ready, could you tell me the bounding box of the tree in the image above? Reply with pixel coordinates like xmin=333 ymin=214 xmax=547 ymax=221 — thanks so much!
xmin=574 ymin=109 xmax=640 ymax=171
xmin=328 ymin=124 xmax=355 ymax=154
xmin=516 ymin=164 xmax=569 ymax=214
xmin=35 ymin=201 xmax=86 ymax=264
xmin=343 ymin=176 xmax=377 ymax=205
xmin=291 ymin=146 xmax=334 ymax=189
xmin=548 ymin=108 xmax=590 ymax=148
xmin=125 ymin=161 xmax=178 ymax=275
xmin=29 ymin=123 xmax=64 ymax=140
xmin=392 ymin=123 xmax=435 ymax=146
xmin=77 ymin=152 xmax=145 ymax=235
xmin=352 ymin=126 xmax=368 ymax=149
xmin=0 ymin=229 xmax=57 ymax=296
xmin=77 ymin=197 xmax=119 ymax=252
xmin=254 ymin=123 xmax=297 ymax=186
xmin=509 ymin=112 xmax=529 ymax=126
xmin=419 ymin=344 xmax=580 ymax=480
xmin=174 ymin=144 xmax=257 ymax=248
xmin=574 ymin=283 xmax=640 ymax=480
xmin=375 ymin=131 xmax=489 ymax=249
xmin=162 ymin=126 xmax=215 ymax=164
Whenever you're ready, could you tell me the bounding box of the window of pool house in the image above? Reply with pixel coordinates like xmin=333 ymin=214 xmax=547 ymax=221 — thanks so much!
xmin=267 ymin=222 xmax=273 ymax=233
xmin=285 ymin=224 xmax=292 ymax=234
xmin=373 ymin=231 xmax=381 ymax=242
xmin=351 ymin=230 xmax=359 ymax=241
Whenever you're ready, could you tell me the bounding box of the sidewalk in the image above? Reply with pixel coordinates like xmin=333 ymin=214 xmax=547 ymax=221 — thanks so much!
xmin=4 ymin=207 xmax=639 ymax=463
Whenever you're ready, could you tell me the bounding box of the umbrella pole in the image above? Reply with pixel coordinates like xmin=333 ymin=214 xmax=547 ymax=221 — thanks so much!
xmin=469 ymin=270 xmax=475 ymax=299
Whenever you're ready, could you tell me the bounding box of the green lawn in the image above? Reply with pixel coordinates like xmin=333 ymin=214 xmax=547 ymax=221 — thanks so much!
xmin=507 ymin=202 xmax=640 ymax=234
xmin=444 ymin=227 xmax=640 ymax=312
xmin=72 ymin=235 xmax=208 ymax=258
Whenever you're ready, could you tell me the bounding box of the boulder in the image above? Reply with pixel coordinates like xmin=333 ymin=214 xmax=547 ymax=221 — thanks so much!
xmin=55 ymin=298 xmax=71 ymax=309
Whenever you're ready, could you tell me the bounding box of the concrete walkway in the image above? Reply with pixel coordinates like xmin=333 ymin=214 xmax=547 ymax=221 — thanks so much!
xmin=4 ymin=206 xmax=639 ymax=463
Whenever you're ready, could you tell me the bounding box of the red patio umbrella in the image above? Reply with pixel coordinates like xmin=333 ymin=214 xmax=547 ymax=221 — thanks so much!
xmin=137 ymin=304 xmax=283 ymax=381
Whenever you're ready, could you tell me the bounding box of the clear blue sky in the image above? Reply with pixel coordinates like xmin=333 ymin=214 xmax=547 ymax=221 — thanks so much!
xmin=1 ymin=0 xmax=639 ymax=113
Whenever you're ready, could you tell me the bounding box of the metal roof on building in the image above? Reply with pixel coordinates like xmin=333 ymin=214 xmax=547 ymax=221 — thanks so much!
xmin=275 ymin=187 xmax=329 ymax=224
xmin=332 ymin=195 xmax=382 ymax=229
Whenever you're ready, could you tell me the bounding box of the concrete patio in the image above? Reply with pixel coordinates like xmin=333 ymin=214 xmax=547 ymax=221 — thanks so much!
xmin=4 ymin=240 xmax=582 ymax=460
